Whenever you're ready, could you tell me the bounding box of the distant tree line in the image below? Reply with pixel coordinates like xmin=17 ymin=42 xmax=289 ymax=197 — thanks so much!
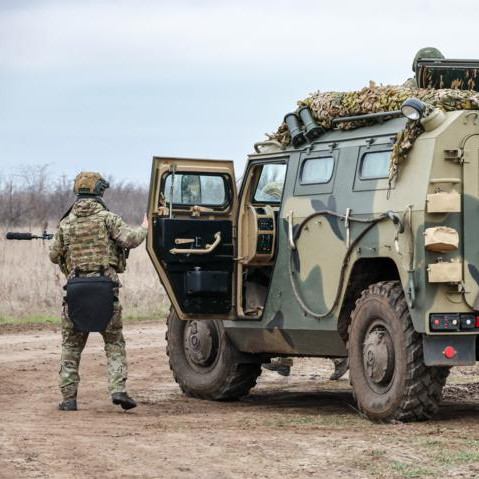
xmin=0 ymin=165 xmax=148 ymax=228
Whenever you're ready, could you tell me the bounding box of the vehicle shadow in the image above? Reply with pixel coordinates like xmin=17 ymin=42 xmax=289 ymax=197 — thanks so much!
xmin=242 ymin=387 xmax=479 ymax=422
xmin=139 ymin=381 xmax=479 ymax=423
xmin=242 ymin=388 xmax=358 ymax=417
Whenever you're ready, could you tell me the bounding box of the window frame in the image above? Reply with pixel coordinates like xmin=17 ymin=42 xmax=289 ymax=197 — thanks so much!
xmin=252 ymin=162 xmax=288 ymax=205
xmin=358 ymin=149 xmax=391 ymax=180
xmin=299 ymin=156 xmax=335 ymax=185
xmin=294 ymin=150 xmax=338 ymax=196
xmin=161 ymin=172 xmax=232 ymax=211
xmin=353 ymin=145 xmax=394 ymax=192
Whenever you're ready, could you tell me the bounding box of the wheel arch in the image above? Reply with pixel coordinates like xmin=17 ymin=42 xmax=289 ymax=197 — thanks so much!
xmin=337 ymin=257 xmax=402 ymax=344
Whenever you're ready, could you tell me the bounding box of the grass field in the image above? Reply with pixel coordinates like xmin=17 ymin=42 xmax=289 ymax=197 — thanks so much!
xmin=0 ymin=228 xmax=169 ymax=323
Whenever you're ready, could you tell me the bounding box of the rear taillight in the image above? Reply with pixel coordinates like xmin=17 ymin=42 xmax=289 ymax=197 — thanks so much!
xmin=430 ymin=313 xmax=478 ymax=332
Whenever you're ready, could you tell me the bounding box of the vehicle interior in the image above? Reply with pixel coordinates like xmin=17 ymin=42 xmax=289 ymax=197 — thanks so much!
xmin=236 ymin=161 xmax=287 ymax=318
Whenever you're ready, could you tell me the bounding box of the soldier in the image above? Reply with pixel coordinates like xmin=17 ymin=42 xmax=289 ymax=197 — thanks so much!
xmin=49 ymin=172 xmax=148 ymax=411
xmin=403 ymin=47 xmax=445 ymax=88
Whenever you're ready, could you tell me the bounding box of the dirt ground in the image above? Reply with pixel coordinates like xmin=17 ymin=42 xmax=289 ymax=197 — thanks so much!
xmin=1 ymin=321 xmax=478 ymax=479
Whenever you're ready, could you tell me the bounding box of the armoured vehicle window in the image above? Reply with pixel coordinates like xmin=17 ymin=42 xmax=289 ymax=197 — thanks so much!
xmin=163 ymin=173 xmax=227 ymax=206
xmin=360 ymin=151 xmax=390 ymax=179
xmin=300 ymin=157 xmax=334 ymax=184
xmin=253 ymin=164 xmax=287 ymax=203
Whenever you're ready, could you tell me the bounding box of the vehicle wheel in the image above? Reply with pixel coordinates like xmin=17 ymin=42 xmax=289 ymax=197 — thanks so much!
xmin=165 ymin=308 xmax=262 ymax=400
xmin=348 ymin=281 xmax=449 ymax=422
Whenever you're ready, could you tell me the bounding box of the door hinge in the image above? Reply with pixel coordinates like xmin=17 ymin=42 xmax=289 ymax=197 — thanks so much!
xmin=232 ymin=226 xmax=237 ymax=239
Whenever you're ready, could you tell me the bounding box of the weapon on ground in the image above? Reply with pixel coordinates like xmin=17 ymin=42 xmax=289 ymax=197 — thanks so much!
xmin=6 ymin=231 xmax=54 ymax=240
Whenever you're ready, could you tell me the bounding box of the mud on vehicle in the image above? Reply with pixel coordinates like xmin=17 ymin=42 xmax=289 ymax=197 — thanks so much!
xmin=147 ymin=56 xmax=479 ymax=422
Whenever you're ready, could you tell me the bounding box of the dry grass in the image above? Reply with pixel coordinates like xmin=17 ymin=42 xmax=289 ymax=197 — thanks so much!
xmin=0 ymin=228 xmax=169 ymax=321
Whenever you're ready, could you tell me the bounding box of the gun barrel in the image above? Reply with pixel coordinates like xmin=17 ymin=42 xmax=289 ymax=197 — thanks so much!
xmin=6 ymin=232 xmax=36 ymax=240
xmin=6 ymin=231 xmax=54 ymax=240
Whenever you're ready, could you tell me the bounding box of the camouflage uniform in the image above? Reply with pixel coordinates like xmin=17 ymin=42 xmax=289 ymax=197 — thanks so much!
xmin=403 ymin=47 xmax=444 ymax=89
xmin=402 ymin=77 xmax=418 ymax=89
xmin=50 ymin=198 xmax=147 ymax=401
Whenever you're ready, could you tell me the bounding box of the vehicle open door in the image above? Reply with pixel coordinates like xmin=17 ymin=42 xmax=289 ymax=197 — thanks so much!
xmin=147 ymin=157 xmax=238 ymax=320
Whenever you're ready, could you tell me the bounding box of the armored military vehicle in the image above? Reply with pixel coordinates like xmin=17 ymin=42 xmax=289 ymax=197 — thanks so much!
xmin=147 ymin=55 xmax=479 ymax=422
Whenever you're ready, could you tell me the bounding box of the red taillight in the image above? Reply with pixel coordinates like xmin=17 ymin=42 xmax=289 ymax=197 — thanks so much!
xmin=476 ymin=316 xmax=479 ymax=328
xmin=444 ymin=346 xmax=457 ymax=359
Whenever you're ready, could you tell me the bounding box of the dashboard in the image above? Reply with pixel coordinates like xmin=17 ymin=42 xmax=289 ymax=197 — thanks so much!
xmin=241 ymin=204 xmax=276 ymax=265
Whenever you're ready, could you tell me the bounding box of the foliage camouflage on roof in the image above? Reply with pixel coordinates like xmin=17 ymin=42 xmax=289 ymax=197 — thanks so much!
xmin=268 ymin=85 xmax=479 ymax=184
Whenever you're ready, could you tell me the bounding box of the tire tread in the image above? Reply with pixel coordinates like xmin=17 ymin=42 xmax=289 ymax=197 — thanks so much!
xmin=348 ymin=280 xmax=449 ymax=422
xmin=166 ymin=308 xmax=262 ymax=401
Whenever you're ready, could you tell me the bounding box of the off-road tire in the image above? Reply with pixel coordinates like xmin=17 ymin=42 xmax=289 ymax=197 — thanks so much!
xmin=348 ymin=281 xmax=449 ymax=422
xmin=166 ymin=308 xmax=262 ymax=400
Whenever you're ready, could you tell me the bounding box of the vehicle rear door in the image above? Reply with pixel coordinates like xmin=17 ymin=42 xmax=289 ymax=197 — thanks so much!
xmin=147 ymin=157 xmax=237 ymax=320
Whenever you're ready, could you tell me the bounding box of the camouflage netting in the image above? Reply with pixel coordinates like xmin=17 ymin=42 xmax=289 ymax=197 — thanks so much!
xmin=268 ymin=85 xmax=479 ymax=184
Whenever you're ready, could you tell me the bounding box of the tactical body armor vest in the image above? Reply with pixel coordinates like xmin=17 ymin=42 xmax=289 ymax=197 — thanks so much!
xmin=61 ymin=201 xmax=125 ymax=276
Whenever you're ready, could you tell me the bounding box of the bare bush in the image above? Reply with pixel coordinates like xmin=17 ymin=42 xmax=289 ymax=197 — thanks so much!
xmin=0 ymin=165 xmax=167 ymax=321
xmin=0 ymin=227 xmax=168 ymax=320
xmin=0 ymin=165 xmax=148 ymax=228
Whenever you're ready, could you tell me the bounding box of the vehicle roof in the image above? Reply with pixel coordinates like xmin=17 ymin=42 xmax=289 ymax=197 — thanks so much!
xmin=250 ymin=117 xmax=408 ymax=159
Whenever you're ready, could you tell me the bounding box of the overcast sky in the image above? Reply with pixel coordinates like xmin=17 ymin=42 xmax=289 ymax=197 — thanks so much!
xmin=1 ymin=0 xmax=478 ymax=184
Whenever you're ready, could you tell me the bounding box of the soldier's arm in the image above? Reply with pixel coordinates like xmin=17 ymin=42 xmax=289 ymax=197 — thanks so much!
xmin=104 ymin=212 xmax=147 ymax=249
xmin=49 ymin=228 xmax=64 ymax=264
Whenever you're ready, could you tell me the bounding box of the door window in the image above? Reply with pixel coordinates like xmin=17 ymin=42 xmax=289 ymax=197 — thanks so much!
xmin=253 ymin=164 xmax=287 ymax=203
xmin=163 ymin=173 xmax=227 ymax=206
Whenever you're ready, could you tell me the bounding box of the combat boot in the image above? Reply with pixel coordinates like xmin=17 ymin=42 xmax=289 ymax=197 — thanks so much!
xmin=262 ymin=357 xmax=293 ymax=377
xmin=112 ymin=392 xmax=137 ymax=410
xmin=58 ymin=399 xmax=77 ymax=411
xmin=330 ymin=358 xmax=349 ymax=381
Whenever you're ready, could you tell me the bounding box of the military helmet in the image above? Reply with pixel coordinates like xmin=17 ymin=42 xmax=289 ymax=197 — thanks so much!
xmin=412 ymin=47 xmax=445 ymax=72
xmin=73 ymin=171 xmax=110 ymax=196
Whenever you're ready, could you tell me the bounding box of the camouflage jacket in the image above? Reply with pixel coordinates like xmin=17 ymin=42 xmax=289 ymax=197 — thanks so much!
xmin=49 ymin=198 xmax=147 ymax=279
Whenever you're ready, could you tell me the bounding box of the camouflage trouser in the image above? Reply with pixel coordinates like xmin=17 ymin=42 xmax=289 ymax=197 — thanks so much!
xmin=332 ymin=358 xmax=347 ymax=368
xmin=59 ymin=301 xmax=128 ymax=400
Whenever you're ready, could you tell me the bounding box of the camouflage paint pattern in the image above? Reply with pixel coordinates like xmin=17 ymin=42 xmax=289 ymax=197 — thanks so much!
xmin=226 ymin=111 xmax=479 ymax=355
xmin=147 ymin=110 xmax=479 ymax=358
xmin=417 ymin=65 xmax=479 ymax=91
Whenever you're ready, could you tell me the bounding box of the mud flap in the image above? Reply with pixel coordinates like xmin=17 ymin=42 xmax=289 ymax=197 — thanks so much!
xmin=423 ymin=335 xmax=476 ymax=366
xmin=66 ymin=277 xmax=115 ymax=332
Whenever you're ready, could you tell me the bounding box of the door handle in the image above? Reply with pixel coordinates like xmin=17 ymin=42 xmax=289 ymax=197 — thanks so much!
xmin=175 ymin=238 xmax=195 ymax=245
xmin=287 ymin=211 xmax=296 ymax=250
xmin=170 ymin=232 xmax=222 ymax=255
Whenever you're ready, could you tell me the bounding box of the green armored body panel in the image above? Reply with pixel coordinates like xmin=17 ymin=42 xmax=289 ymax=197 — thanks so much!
xmin=147 ymin=53 xmax=479 ymax=422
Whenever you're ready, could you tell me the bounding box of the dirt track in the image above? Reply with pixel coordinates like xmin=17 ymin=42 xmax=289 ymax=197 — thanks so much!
xmin=1 ymin=321 xmax=479 ymax=479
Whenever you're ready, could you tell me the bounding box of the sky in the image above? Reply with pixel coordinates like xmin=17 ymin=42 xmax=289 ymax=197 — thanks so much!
xmin=1 ymin=0 xmax=479 ymax=184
